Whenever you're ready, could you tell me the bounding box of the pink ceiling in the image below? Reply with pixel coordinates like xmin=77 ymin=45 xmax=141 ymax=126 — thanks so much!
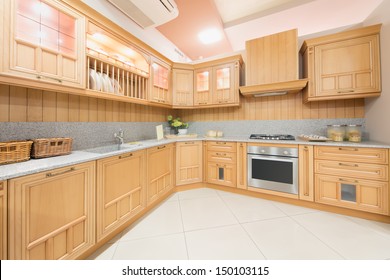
xmin=156 ymin=0 xmax=232 ymax=60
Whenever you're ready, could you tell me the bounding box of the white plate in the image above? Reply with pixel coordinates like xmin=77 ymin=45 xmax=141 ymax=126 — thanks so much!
xmin=89 ymin=69 xmax=96 ymax=90
xmin=112 ymin=78 xmax=123 ymax=95
xmin=95 ymin=72 xmax=102 ymax=91
xmin=102 ymin=73 xmax=114 ymax=93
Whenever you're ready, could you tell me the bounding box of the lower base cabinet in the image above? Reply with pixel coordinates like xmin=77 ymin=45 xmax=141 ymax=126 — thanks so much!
xmin=96 ymin=150 xmax=146 ymax=242
xmin=0 ymin=181 xmax=7 ymax=260
xmin=206 ymin=141 xmax=237 ymax=188
xmin=146 ymin=144 xmax=174 ymax=205
xmin=315 ymin=174 xmax=389 ymax=215
xmin=8 ymin=162 xmax=96 ymax=260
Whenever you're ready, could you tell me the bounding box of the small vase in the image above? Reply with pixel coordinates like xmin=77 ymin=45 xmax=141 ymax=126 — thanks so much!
xmin=178 ymin=128 xmax=188 ymax=135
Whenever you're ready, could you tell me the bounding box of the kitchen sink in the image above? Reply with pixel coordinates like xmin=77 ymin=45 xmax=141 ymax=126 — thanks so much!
xmin=85 ymin=143 xmax=142 ymax=154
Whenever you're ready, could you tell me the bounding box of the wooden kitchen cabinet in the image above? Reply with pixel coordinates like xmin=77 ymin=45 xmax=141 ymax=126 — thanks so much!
xmin=172 ymin=67 xmax=194 ymax=107
xmin=8 ymin=161 xmax=96 ymax=260
xmin=194 ymin=67 xmax=212 ymax=106
xmin=150 ymin=59 xmax=172 ymax=105
xmin=206 ymin=141 xmax=237 ymax=188
xmin=0 ymin=0 xmax=86 ymax=88
xmin=212 ymin=62 xmax=239 ymax=104
xmin=315 ymin=174 xmax=388 ymax=215
xmin=146 ymin=143 xmax=174 ymax=205
xmin=176 ymin=141 xmax=203 ymax=186
xmin=300 ymin=24 xmax=381 ymax=102
xmin=0 ymin=181 xmax=7 ymax=260
xmin=194 ymin=56 xmax=242 ymax=107
xmin=299 ymin=145 xmax=314 ymax=201
xmin=237 ymin=142 xmax=247 ymax=189
xmin=314 ymin=146 xmax=389 ymax=215
xmin=96 ymin=150 xmax=146 ymax=242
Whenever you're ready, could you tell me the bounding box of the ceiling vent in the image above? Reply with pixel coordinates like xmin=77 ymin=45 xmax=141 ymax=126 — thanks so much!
xmin=107 ymin=0 xmax=179 ymax=29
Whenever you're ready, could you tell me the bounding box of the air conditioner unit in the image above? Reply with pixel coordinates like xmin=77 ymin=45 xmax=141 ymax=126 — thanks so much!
xmin=107 ymin=0 xmax=179 ymax=29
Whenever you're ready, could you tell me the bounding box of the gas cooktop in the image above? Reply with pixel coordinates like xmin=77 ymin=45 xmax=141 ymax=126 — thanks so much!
xmin=249 ymin=134 xmax=295 ymax=140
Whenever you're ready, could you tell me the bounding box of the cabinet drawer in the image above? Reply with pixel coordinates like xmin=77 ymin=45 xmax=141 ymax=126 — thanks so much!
xmin=315 ymin=160 xmax=388 ymax=181
xmin=315 ymin=174 xmax=388 ymax=215
xmin=207 ymin=151 xmax=236 ymax=163
xmin=314 ymin=146 xmax=388 ymax=164
xmin=207 ymin=141 xmax=236 ymax=152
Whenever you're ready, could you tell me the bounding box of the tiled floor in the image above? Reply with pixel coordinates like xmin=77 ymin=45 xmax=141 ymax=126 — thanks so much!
xmin=88 ymin=188 xmax=390 ymax=260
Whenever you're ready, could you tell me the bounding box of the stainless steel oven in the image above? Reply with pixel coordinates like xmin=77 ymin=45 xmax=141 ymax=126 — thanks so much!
xmin=247 ymin=145 xmax=298 ymax=195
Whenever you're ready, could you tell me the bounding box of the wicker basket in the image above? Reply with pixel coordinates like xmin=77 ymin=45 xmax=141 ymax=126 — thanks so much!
xmin=0 ymin=140 xmax=33 ymax=165
xmin=31 ymin=138 xmax=73 ymax=159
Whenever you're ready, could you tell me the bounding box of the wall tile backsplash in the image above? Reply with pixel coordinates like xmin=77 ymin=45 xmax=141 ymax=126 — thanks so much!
xmin=0 ymin=118 xmax=365 ymax=150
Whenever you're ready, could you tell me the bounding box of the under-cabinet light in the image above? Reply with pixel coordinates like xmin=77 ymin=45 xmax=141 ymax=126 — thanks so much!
xmin=254 ymin=91 xmax=288 ymax=97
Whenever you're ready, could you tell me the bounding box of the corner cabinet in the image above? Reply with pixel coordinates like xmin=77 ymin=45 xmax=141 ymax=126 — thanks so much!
xmin=146 ymin=143 xmax=174 ymax=205
xmin=301 ymin=24 xmax=381 ymax=102
xmin=0 ymin=0 xmax=86 ymax=88
xmin=172 ymin=67 xmax=194 ymax=107
xmin=0 ymin=181 xmax=7 ymax=260
xmin=8 ymin=161 xmax=96 ymax=260
xmin=314 ymin=146 xmax=389 ymax=215
xmin=96 ymin=150 xmax=146 ymax=242
xmin=176 ymin=141 xmax=203 ymax=185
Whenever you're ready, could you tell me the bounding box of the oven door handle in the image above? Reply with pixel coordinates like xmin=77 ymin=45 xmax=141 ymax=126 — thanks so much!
xmin=248 ymin=154 xmax=297 ymax=163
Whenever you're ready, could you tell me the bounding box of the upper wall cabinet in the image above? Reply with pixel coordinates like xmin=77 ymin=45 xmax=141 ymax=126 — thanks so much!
xmin=86 ymin=20 xmax=150 ymax=102
xmin=0 ymin=0 xmax=86 ymax=88
xmin=193 ymin=55 xmax=242 ymax=108
xmin=172 ymin=65 xmax=194 ymax=107
xmin=300 ymin=24 xmax=382 ymax=102
xmin=150 ymin=58 xmax=171 ymax=105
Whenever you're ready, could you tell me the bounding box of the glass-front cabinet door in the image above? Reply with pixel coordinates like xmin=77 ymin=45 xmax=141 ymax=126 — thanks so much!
xmin=213 ymin=63 xmax=236 ymax=104
xmin=194 ymin=68 xmax=212 ymax=105
xmin=150 ymin=61 xmax=171 ymax=104
xmin=1 ymin=0 xmax=85 ymax=88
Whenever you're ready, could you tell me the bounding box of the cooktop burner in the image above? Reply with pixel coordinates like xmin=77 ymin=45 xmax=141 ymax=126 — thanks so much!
xmin=249 ymin=134 xmax=295 ymax=140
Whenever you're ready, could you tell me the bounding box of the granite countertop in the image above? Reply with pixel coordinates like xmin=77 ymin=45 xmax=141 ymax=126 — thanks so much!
xmin=1 ymin=137 xmax=389 ymax=181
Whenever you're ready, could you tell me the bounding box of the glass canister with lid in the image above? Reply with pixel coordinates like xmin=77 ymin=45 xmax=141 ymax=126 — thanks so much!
xmin=327 ymin=124 xmax=346 ymax=141
xmin=346 ymin=124 xmax=362 ymax=142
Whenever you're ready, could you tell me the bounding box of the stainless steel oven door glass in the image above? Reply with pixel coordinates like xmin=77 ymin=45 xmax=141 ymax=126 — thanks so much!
xmin=247 ymin=146 xmax=298 ymax=195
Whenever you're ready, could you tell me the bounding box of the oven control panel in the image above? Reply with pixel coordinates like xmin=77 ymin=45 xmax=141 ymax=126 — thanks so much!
xmin=247 ymin=146 xmax=298 ymax=157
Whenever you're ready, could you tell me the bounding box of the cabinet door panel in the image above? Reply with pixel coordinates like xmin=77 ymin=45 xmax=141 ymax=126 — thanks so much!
xmin=0 ymin=181 xmax=7 ymax=260
xmin=9 ymin=162 xmax=95 ymax=260
xmin=147 ymin=144 xmax=174 ymax=205
xmin=176 ymin=141 xmax=203 ymax=185
xmin=207 ymin=163 xmax=236 ymax=188
xmin=315 ymin=174 xmax=388 ymax=215
xmin=315 ymin=35 xmax=380 ymax=97
xmin=97 ymin=151 xmax=145 ymax=242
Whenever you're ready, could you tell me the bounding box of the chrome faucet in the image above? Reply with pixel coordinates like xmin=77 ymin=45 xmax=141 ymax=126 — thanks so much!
xmin=114 ymin=129 xmax=124 ymax=145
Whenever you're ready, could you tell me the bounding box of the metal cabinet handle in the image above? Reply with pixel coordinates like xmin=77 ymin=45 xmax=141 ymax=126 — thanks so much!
xmin=119 ymin=153 xmax=133 ymax=159
xmin=339 ymin=178 xmax=359 ymax=184
xmin=216 ymin=142 xmax=227 ymax=145
xmin=157 ymin=145 xmax=166 ymax=149
xmin=338 ymin=163 xmax=359 ymax=167
xmin=337 ymin=90 xmax=355 ymax=93
xmin=185 ymin=142 xmax=194 ymax=144
xmin=46 ymin=167 xmax=75 ymax=178
xmin=37 ymin=75 xmax=62 ymax=83
xmin=338 ymin=147 xmax=358 ymax=152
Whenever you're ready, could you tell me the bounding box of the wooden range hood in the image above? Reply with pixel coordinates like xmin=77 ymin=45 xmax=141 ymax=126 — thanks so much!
xmin=239 ymin=29 xmax=307 ymax=97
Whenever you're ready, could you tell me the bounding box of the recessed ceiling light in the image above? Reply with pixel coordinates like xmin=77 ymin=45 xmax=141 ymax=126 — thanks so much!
xmin=198 ymin=28 xmax=222 ymax=44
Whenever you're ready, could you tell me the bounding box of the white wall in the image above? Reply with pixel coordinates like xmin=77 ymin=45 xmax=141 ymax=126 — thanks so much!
xmin=364 ymin=0 xmax=390 ymax=143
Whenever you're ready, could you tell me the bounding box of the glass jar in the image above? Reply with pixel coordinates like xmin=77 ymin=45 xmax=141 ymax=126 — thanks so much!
xmin=346 ymin=125 xmax=362 ymax=142
xmin=327 ymin=125 xmax=346 ymax=142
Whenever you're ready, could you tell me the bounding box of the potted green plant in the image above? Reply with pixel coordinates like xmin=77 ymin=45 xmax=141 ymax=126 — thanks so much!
xmin=167 ymin=115 xmax=189 ymax=135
